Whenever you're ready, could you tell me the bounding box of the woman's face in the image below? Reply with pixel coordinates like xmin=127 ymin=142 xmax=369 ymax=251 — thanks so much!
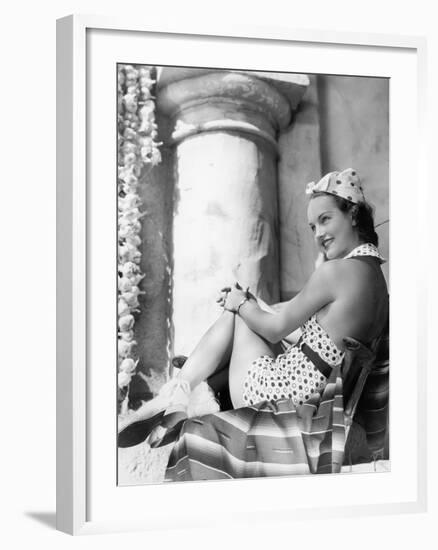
xmin=307 ymin=194 xmax=359 ymax=260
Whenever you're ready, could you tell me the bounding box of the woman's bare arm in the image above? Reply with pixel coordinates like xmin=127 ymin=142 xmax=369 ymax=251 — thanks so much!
xmin=237 ymin=261 xmax=337 ymax=343
xmin=251 ymin=296 xmax=300 ymax=344
xmin=254 ymin=296 xmax=288 ymax=313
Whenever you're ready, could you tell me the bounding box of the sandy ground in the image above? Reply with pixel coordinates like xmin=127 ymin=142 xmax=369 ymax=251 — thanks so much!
xmin=118 ymin=441 xmax=174 ymax=485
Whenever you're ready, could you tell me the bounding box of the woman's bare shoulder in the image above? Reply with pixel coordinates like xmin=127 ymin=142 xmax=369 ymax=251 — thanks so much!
xmin=314 ymin=258 xmax=352 ymax=279
xmin=316 ymin=258 xmax=379 ymax=289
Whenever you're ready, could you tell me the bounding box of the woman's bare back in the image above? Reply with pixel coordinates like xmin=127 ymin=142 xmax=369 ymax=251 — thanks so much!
xmin=316 ymin=257 xmax=388 ymax=349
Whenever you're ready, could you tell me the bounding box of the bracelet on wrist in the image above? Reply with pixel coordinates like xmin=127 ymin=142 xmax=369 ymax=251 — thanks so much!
xmin=236 ymin=297 xmax=249 ymax=315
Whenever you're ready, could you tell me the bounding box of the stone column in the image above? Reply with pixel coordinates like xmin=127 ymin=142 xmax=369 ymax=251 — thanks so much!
xmin=157 ymin=69 xmax=308 ymax=355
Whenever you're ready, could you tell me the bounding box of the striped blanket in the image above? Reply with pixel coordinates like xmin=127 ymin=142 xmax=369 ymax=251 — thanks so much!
xmin=163 ymin=364 xmax=345 ymax=482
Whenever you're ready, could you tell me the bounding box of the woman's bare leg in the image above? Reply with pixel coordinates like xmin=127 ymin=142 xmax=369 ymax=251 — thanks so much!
xmin=121 ymin=311 xmax=275 ymax=433
xmin=118 ymin=311 xmax=237 ymax=434
xmin=228 ymin=315 xmax=276 ymax=408
xmin=177 ymin=310 xmax=236 ymax=389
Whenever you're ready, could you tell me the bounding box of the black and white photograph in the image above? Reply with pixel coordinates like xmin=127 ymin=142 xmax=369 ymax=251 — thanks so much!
xmin=116 ymin=65 xmax=390 ymax=485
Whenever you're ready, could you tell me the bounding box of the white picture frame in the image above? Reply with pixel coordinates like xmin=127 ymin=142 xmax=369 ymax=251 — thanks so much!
xmin=56 ymin=14 xmax=428 ymax=535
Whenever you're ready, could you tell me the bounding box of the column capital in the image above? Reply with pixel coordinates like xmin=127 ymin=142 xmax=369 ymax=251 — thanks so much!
xmin=157 ymin=68 xmax=309 ymax=149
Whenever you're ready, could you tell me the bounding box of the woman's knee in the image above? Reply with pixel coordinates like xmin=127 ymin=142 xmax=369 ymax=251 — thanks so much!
xmin=234 ymin=315 xmax=266 ymax=344
xmin=232 ymin=315 xmax=274 ymax=356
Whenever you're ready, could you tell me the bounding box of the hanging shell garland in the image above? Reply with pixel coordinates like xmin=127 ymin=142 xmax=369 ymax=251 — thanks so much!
xmin=117 ymin=64 xmax=161 ymax=393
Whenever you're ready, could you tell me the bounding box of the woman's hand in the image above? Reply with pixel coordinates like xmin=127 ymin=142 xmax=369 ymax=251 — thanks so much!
xmin=216 ymin=285 xmax=232 ymax=308
xmin=217 ymin=282 xmax=249 ymax=313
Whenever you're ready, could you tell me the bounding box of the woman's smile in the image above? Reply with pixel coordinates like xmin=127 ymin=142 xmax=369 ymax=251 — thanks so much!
xmin=321 ymin=237 xmax=334 ymax=251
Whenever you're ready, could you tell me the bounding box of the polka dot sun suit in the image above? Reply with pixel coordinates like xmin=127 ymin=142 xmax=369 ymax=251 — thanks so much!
xmin=242 ymin=315 xmax=344 ymax=407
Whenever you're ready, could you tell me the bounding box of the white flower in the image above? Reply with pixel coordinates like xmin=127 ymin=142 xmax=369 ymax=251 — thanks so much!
xmin=119 ymin=243 xmax=141 ymax=263
xmin=120 ymin=207 xmax=141 ymax=220
xmin=119 ymin=246 xmax=141 ymax=264
xmin=125 ymin=71 xmax=138 ymax=82
xmin=119 ymin=358 xmax=137 ymax=373
xmin=123 ymin=152 xmax=137 ymax=166
xmin=142 ymin=147 xmax=162 ymax=165
xmin=123 ymin=93 xmax=137 ymax=113
xmin=118 ymin=166 xmax=137 ymax=183
xmin=119 ymin=193 xmax=141 ymax=210
xmin=119 ymin=314 xmax=135 ymax=332
xmin=118 ymin=277 xmax=134 ymax=293
xmin=140 ymin=148 xmax=151 ymax=161
xmin=119 ymin=227 xmax=135 ymax=240
xmin=138 ymin=118 xmax=154 ymax=134
xmin=122 ymin=142 xmax=137 ymax=155
xmin=120 ymin=219 xmax=141 ymax=233
xmin=125 ymin=235 xmax=141 ymax=247
xmin=132 ymin=250 xmax=142 ymax=264
xmin=139 ymin=72 xmax=154 ymax=87
xmin=123 ymin=127 xmax=137 ymax=141
xmin=118 ymin=371 xmax=132 ymax=388
xmin=124 ymin=112 xmax=139 ymax=124
xmin=119 ymin=223 xmax=139 ymax=240
xmin=119 ymin=261 xmax=139 ymax=277
xmin=118 ymin=339 xmax=134 ymax=358
xmin=118 ymin=298 xmax=130 ymax=317
xmin=119 ymin=183 xmax=139 ymax=196
xmin=129 ymin=273 xmax=144 ymax=286
xmin=121 ymin=291 xmax=140 ymax=308
xmin=141 ymin=99 xmax=155 ymax=112
xmin=125 ymin=67 xmax=138 ymax=79
xmin=119 ymin=329 xmax=135 ymax=342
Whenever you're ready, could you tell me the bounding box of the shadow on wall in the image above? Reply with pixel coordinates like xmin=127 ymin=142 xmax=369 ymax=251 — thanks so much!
xmin=317 ymin=73 xmax=389 ymax=284
xmin=128 ymin=126 xmax=175 ymax=404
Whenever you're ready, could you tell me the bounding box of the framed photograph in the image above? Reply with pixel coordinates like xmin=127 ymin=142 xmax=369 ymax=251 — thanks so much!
xmin=57 ymin=15 xmax=427 ymax=535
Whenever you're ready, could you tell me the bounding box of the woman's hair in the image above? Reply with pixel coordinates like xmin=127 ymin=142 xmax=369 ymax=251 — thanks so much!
xmin=310 ymin=191 xmax=379 ymax=246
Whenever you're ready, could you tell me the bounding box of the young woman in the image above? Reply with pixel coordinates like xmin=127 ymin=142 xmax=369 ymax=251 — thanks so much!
xmin=119 ymin=168 xmax=389 ymax=480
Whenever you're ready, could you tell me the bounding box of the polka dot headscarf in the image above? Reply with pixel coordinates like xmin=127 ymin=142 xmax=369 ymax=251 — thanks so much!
xmin=305 ymin=168 xmax=365 ymax=204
